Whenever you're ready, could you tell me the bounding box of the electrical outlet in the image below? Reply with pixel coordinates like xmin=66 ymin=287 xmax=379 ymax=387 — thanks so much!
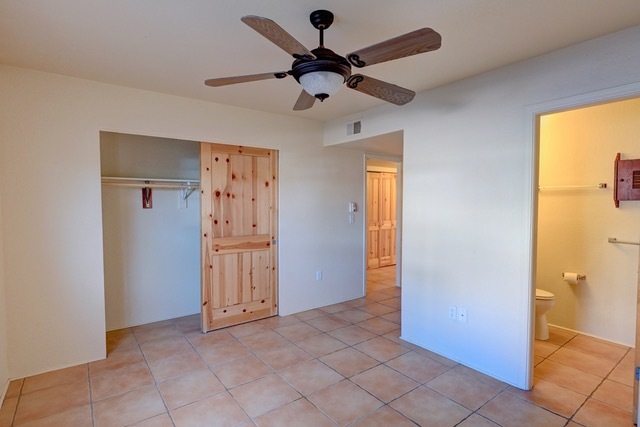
xmin=448 ymin=305 xmax=457 ymax=320
xmin=316 ymin=271 xmax=323 ymax=281
xmin=458 ymin=308 xmax=468 ymax=323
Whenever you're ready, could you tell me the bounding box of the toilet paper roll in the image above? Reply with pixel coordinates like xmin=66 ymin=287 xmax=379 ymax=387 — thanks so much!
xmin=563 ymin=272 xmax=579 ymax=285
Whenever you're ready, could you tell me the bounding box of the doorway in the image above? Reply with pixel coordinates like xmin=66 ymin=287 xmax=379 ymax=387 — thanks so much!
xmin=366 ymin=155 xmax=402 ymax=292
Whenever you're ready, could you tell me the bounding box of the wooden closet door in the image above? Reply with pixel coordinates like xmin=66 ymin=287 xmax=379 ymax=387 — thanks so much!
xmin=367 ymin=172 xmax=381 ymax=269
xmin=200 ymin=143 xmax=278 ymax=332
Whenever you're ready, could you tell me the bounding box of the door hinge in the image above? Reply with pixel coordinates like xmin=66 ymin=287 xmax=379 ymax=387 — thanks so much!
xmin=272 ymin=239 xmax=277 ymax=245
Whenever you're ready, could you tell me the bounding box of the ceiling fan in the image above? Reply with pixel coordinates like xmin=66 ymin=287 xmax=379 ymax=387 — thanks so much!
xmin=204 ymin=10 xmax=441 ymax=110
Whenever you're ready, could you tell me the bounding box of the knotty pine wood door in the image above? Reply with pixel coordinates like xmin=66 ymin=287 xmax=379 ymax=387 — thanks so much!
xmin=200 ymin=143 xmax=278 ymax=332
xmin=367 ymin=172 xmax=397 ymax=269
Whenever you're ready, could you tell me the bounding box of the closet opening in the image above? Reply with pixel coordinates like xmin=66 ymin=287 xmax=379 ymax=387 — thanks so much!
xmin=100 ymin=132 xmax=201 ymax=332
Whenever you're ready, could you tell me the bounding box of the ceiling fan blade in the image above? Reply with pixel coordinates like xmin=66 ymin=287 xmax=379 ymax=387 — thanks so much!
xmin=204 ymin=72 xmax=289 ymax=87
xmin=241 ymin=15 xmax=315 ymax=59
xmin=346 ymin=74 xmax=415 ymax=105
xmin=293 ymin=90 xmax=316 ymax=111
xmin=347 ymin=28 xmax=441 ymax=68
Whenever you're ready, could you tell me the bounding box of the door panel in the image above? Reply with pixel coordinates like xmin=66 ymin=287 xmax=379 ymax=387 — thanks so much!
xmin=200 ymin=143 xmax=278 ymax=331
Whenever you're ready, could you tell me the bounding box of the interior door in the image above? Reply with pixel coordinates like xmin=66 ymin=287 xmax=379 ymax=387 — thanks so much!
xmin=367 ymin=171 xmax=397 ymax=269
xmin=634 ymin=245 xmax=640 ymax=423
xmin=200 ymin=143 xmax=278 ymax=332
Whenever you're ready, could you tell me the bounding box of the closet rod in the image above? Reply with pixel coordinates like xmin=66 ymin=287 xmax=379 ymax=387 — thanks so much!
xmin=538 ymin=183 xmax=607 ymax=191
xmin=608 ymin=237 xmax=640 ymax=246
xmin=101 ymin=176 xmax=199 ymax=189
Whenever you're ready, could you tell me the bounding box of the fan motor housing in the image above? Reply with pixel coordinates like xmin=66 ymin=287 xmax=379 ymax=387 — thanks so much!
xmin=290 ymin=47 xmax=352 ymax=87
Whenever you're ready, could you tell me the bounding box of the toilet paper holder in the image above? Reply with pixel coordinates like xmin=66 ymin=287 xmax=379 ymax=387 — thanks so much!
xmin=562 ymin=272 xmax=586 ymax=281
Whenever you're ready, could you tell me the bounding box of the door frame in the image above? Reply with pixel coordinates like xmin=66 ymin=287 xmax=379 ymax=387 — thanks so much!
xmin=364 ymin=153 xmax=403 ymax=290
xmin=525 ymin=81 xmax=640 ymax=392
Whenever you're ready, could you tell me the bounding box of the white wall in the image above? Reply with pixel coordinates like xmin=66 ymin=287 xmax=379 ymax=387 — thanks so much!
xmin=538 ymin=98 xmax=640 ymax=346
xmin=324 ymin=25 xmax=640 ymax=389
xmin=0 ymin=65 xmax=365 ymax=379
xmin=100 ymin=133 xmax=201 ymax=331
xmin=0 ymin=191 xmax=9 ymax=398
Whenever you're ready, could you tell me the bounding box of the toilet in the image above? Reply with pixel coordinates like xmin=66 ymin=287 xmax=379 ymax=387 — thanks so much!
xmin=535 ymin=288 xmax=556 ymax=340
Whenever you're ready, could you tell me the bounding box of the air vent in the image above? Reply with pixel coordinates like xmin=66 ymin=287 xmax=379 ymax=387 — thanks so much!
xmin=347 ymin=120 xmax=362 ymax=136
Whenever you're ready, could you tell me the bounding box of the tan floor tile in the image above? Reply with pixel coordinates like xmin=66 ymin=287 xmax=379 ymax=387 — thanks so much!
xmin=184 ymin=329 xmax=234 ymax=349
xmin=427 ymin=369 xmax=501 ymax=410
xmin=386 ymin=350 xmax=450 ymax=383
xmin=327 ymin=325 xmax=376 ymax=346
xmin=308 ymin=380 xmax=383 ymax=426
xmin=90 ymin=362 xmax=154 ymax=401
xmin=534 ymin=359 xmax=602 ymax=396
xmin=413 ymin=347 xmax=459 ymax=367
xmin=93 ymin=385 xmax=166 ymax=427
xmin=254 ymin=398 xmax=335 ymax=427
xmin=132 ymin=320 xmax=174 ymax=332
xmin=319 ymin=302 xmax=353 ymax=314
xmin=106 ymin=329 xmax=137 ymax=353
xmin=320 ymin=347 xmax=379 ymax=378
xmin=258 ymin=315 xmax=301 ymax=329
xmin=139 ymin=335 xmax=192 ymax=362
xmin=295 ymin=332 xmax=347 ymax=357
xmin=0 ymin=396 xmax=18 ymax=427
xmin=275 ymin=322 xmax=322 ymax=341
xmin=229 ymin=374 xmax=301 ymax=418
xmin=15 ymin=404 xmax=92 ymax=427
xmin=351 ymin=364 xmax=419 ymax=403
xmin=133 ymin=324 xmax=182 ymax=344
xmin=457 ymin=413 xmax=501 ymax=426
xmin=572 ymin=397 xmax=634 ymax=427
xmin=591 ymin=378 xmax=633 ymax=413
xmin=210 ymin=354 xmax=273 ymax=388
xmin=506 ymin=377 xmax=587 ymax=418
xmin=170 ymin=391 xmax=249 ymax=426
xmin=379 ymin=287 xmax=401 ymax=297
xmin=452 ymin=365 xmax=509 ymax=390
xmin=564 ymin=335 xmax=628 ymax=362
xmin=365 ymin=291 xmax=393 ymax=303
xmin=390 ymin=385 xmax=471 ymax=426
xmin=350 ymin=405 xmax=416 ymax=426
xmin=608 ymin=353 xmax=634 ymax=387
xmin=534 ymin=339 xmax=560 ymax=358
xmin=173 ymin=314 xmax=201 ymax=334
xmin=546 ymin=326 xmax=577 ymax=346
xmin=148 ymin=349 xmax=206 ymax=382
xmin=258 ymin=343 xmax=313 ymax=371
xmin=293 ymin=308 xmax=329 ymax=321
xmin=6 ymin=379 xmax=23 ymax=398
xmin=227 ymin=321 xmax=270 ymax=338
xmin=356 ymin=317 xmax=399 ymax=335
xmin=381 ymin=311 xmax=401 ymax=324
xmin=90 ymin=346 xmax=146 ymax=376
xmin=304 ymin=315 xmax=350 ymax=332
xmin=359 ymin=303 xmax=397 ymax=316
xmin=13 ymin=380 xmax=90 ymax=425
xmin=279 ymin=359 xmax=344 ymax=395
xmin=332 ymin=308 xmax=375 ymax=324
xmin=130 ymin=412 xmax=175 ymax=426
xmin=22 ymin=364 xmax=87 ymax=394
xmin=196 ymin=338 xmax=249 ymax=366
xmin=478 ymin=391 xmax=567 ymax=427
xmin=354 ymin=336 xmax=409 ymax=362
xmin=157 ymin=369 xmax=225 ymax=410
xmin=239 ymin=329 xmax=290 ymax=353
xmin=548 ymin=346 xmax=616 ymax=377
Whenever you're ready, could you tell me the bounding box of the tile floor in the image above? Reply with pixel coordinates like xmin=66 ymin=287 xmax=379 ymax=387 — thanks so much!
xmin=0 ymin=266 xmax=636 ymax=426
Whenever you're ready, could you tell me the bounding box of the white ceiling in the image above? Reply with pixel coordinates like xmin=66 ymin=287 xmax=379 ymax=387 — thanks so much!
xmin=2 ymin=1 xmax=640 ymax=122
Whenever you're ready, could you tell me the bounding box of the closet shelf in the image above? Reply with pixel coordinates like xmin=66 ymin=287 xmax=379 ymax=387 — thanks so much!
xmin=101 ymin=176 xmax=200 ymax=199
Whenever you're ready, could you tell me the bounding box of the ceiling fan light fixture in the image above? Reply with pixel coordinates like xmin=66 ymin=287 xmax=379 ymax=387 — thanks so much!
xmin=299 ymin=70 xmax=344 ymax=100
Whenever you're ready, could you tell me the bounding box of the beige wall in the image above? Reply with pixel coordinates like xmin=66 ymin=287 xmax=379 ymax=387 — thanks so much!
xmin=0 ymin=65 xmax=366 ymax=379
xmin=537 ymin=97 xmax=640 ymax=345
